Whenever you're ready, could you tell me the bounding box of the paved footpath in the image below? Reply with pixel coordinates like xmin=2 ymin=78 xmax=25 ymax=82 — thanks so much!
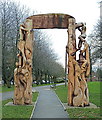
xmin=1 ymin=83 xmax=69 ymax=119
xmin=32 ymin=87 xmax=69 ymax=118
xmin=1 ymin=91 xmax=14 ymax=101
xmin=1 ymin=83 xmax=65 ymax=101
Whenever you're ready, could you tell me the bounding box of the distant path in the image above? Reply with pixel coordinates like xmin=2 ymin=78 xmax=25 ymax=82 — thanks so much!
xmin=1 ymin=91 xmax=14 ymax=101
xmin=1 ymin=83 xmax=65 ymax=101
xmin=32 ymin=87 xmax=68 ymax=118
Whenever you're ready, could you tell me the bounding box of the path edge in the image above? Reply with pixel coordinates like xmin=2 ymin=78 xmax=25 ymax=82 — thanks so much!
xmin=53 ymin=89 xmax=67 ymax=111
xmin=29 ymin=92 xmax=39 ymax=120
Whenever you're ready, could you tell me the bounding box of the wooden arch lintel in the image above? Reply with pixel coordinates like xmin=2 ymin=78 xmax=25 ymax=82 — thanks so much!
xmin=26 ymin=13 xmax=75 ymax=29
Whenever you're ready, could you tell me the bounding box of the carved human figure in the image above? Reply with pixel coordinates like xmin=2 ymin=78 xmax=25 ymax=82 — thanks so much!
xmin=78 ymin=23 xmax=86 ymax=38
xmin=75 ymin=23 xmax=86 ymax=49
xmin=19 ymin=23 xmax=28 ymax=41
xmin=75 ymin=22 xmax=86 ymax=38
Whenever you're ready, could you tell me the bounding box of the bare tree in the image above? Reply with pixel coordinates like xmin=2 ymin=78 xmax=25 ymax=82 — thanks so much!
xmin=0 ymin=0 xmax=30 ymax=87
xmin=33 ymin=30 xmax=64 ymax=85
xmin=88 ymin=18 xmax=102 ymax=64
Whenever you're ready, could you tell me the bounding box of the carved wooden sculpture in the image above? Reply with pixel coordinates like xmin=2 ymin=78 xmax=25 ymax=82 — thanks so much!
xmin=13 ymin=13 xmax=90 ymax=106
xmin=14 ymin=19 xmax=33 ymax=105
xmin=67 ymin=20 xmax=90 ymax=107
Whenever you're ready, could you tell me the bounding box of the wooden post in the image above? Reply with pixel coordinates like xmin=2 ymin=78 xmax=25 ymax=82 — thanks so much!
xmin=14 ymin=19 xmax=33 ymax=105
xmin=67 ymin=18 xmax=76 ymax=106
xmin=67 ymin=19 xmax=90 ymax=107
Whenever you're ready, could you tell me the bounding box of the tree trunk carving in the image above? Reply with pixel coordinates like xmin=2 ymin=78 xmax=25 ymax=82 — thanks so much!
xmin=13 ymin=13 xmax=90 ymax=106
xmin=67 ymin=19 xmax=90 ymax=107
xmin=14 ymin=19 xmax=33 ymax=105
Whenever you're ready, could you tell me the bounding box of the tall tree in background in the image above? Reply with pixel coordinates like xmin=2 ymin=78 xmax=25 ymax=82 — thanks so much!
xmin=33 ymin=30 xmax=64 ymax=85
xmin=0 ymin=0 xmax=30 ymax=87
xmin=88 ymin=17 xmax=102 ymax=64
xmin=88 ymin=16 xmax=102 ymax=81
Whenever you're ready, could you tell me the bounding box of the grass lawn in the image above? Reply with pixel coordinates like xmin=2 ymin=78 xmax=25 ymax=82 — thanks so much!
xmin=67 ymin=108 xmax=101 ymax=119
xmin=88 ymin=81 xmax=101 ymax=107
xmin=55 ymin=81 xmax=102 ymax=119
xmin=2 ymin=92 xmax=39 ymax=119
xmin=1 ymin=85 xmax=14 ymax=93
xmin=55 ymin=85 xmax=68 ymax=103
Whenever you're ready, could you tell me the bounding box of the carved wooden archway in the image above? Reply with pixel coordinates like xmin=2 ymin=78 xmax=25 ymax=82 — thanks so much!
xmin=14 ymin=13 xmax=90 ymax=107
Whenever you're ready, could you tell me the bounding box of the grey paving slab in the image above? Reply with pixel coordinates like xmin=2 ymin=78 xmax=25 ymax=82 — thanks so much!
xmin=2 ymin=91 xmax=14 ymax=100
xmin=32 ymin=88 xmax=69 ymax=118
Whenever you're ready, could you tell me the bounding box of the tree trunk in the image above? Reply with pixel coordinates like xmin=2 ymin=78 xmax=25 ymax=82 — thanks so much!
xmin=40 ymin=70 xmax=43 ymax=84
xmin=48 ymin=74 xmax=50 ymax=84
xmin=45 ymin=73 xmax=47 ymax=84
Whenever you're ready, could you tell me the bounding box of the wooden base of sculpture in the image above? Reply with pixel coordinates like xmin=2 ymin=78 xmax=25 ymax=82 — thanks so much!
xmin=14 ymin=19 xmax=33 ymax=105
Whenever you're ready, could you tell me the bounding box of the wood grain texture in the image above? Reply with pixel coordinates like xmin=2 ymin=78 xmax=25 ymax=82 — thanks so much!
xmin=13 ymin=13 xmax=90 ymax=106
xmin=67 ymin=20 xmax=90 ymax=107
xmin=27 ymin=13 xmax=74 ymax=29
xmin=14 ymin=19 xmax=33 ymax=105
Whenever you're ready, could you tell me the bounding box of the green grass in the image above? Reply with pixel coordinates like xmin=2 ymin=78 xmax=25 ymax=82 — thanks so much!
xmin=67 ymin=108 xmax=101 ymax=119
xmin=1 ymin=85 xmax=14 ymax=93
xmin=55 ymin=85 xmax=68 ymax=103
xmin=2 ymin=92 xmax=39 ymax=119
xmin=55 ymin=81 xmax=102 ymax=119
xmin=88 ymin=81 xmax=101 ymax=107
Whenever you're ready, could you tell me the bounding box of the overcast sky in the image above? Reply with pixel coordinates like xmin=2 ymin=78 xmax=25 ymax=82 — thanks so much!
xmin=14 ymin=0 xmax=100 ymax=67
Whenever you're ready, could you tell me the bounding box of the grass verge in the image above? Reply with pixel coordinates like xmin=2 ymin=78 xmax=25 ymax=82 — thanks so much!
xmin=1 ymin=85 xmax=14 ymax=93
xmin=55 ymin=81 xmax=102 ymax=119
xmin=2 ymin=92 xmax=38 ymax=119
xmin=87 ymin=81 xmax=101 ymax=107
xmin=67 ymin=108 xmax=101 ymax=119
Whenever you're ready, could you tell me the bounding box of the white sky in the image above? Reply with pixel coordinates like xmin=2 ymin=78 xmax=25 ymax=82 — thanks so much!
xmin=14 ymin=0 xmax=100 ymax=67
